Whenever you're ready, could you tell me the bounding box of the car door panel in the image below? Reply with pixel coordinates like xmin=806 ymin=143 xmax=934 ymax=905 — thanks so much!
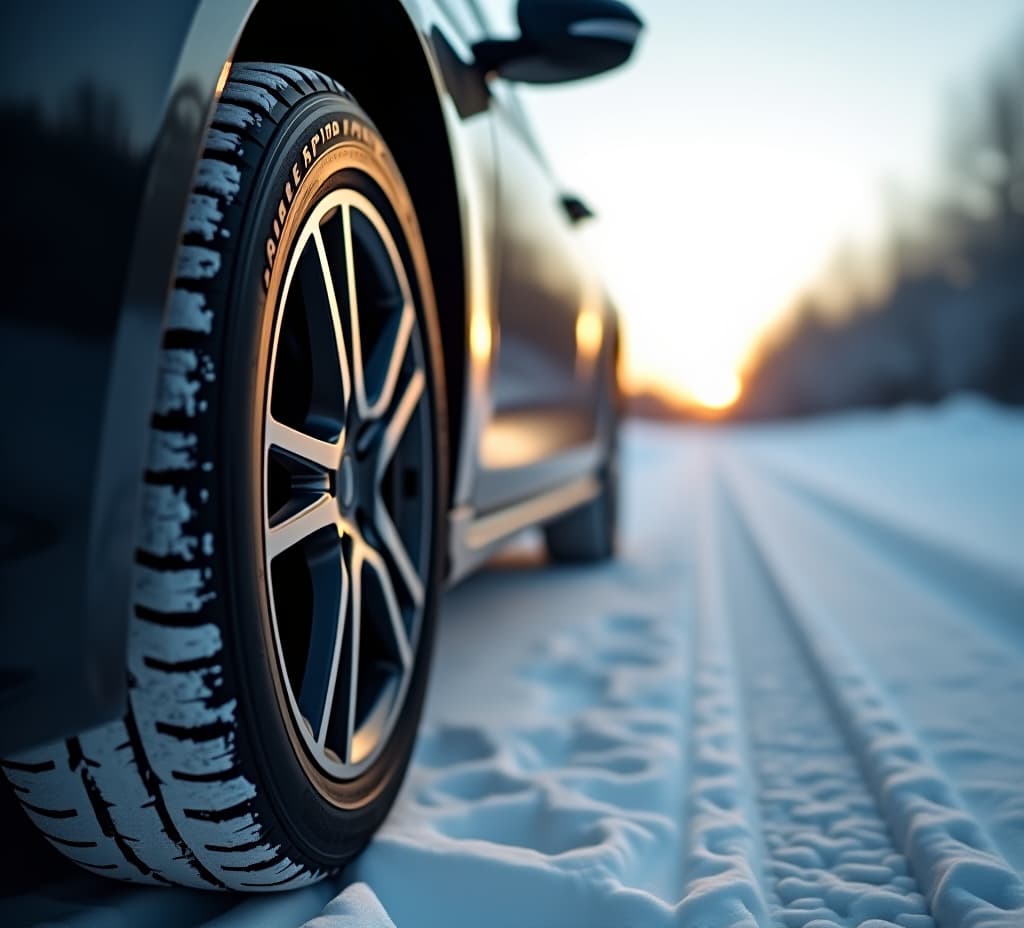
xmin=443 ymin=0 xmax=606 ymax=514
xmin=488 ymin=85 xmax=593 ymax=416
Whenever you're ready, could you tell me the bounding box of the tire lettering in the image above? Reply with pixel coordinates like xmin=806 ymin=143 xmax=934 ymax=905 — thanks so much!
xmin=263 ymin=119 xmax=361 ymax=292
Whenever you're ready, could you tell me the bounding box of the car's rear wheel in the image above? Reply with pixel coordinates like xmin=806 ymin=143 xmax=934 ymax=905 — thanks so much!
xmin=1 ymin=63 xmax=446 ymax=891
xmin=544 ymin=339 xmax=620 ymax=563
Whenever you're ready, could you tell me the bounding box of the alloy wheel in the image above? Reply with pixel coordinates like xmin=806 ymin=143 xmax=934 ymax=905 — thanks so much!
xmin=263 ymin=187 xmax=433 ymax=781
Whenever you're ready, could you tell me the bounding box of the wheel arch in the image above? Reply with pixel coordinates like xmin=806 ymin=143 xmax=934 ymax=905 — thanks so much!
xmin=0 ymin=0 xmax=470 ymax=753
xmin=234 ymin=0 xmax=469 ymax=501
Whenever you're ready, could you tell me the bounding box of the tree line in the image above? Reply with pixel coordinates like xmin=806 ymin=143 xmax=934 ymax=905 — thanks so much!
xmin=737 ymin=31 xmax=1024 ymax=419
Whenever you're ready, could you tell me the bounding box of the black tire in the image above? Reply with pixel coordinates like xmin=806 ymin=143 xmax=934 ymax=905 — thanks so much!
xmin=1 ymin=63 xmax=447 ymax=891
xmin=544 ymin=458 xmax=618 ymax=563
xmin=544 ymin=346 xmax=620 ymax=564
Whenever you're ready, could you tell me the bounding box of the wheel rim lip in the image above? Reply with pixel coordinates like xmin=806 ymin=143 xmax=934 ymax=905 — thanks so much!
xmin=261 ymin=185 xmax=432 ymax=782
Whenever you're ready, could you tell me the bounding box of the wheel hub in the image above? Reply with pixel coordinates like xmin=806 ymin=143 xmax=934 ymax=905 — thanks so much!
xmin=338 ymin=453 xmax=357 ymax=511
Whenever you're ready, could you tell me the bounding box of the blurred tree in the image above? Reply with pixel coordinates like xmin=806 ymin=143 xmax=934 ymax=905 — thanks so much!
xmin=738 ymin=30 xmax=1024 ymax=419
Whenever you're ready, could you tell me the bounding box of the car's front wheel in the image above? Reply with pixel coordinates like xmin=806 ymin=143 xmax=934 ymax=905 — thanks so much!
xmin=2 ymin=63 xmax=446 ymax=891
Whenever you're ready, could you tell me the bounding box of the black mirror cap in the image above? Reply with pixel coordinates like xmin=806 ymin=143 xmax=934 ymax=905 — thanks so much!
xmin=475 ymin=0 xmax=644 ymax=85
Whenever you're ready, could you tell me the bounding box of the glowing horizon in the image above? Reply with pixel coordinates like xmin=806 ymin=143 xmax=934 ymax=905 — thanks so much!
xmin=623 ymin=366 xmax=743 ymax=413
xmin=508 ymin=0 xmax=1024 ymax=413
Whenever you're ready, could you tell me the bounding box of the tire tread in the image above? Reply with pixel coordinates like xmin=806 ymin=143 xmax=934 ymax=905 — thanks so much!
xmin=0 ymin=63 xmax=346 ymax=892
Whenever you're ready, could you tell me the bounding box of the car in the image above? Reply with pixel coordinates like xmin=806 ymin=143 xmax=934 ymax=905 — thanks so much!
xmin=0 ymin=0 xmax=640 ymax=891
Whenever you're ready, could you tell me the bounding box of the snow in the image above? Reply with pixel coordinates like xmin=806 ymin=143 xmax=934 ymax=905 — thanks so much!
xmin=168 ymin=290 xmax=214 ymax=334
xmin=137 ymin=485 xmax=197 ymax=561
xmin=194 ymin=159 xmax=242 ymax=203
xmin=148 ymin=429 xmax=200 ymax=473
xmin=3 ymin=398 xmax=1023 ymax=926
xmin=183 ymin=195 xmax=225 ymax=243
xmin=154 ymin=349 xmax=202 ymax=417
xmin=176 ymin=245 xmax=222 ymax=282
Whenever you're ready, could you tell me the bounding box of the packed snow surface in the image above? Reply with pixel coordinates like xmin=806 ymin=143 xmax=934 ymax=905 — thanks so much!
xmin=3 ymin=397 xmax=1023 ymax=927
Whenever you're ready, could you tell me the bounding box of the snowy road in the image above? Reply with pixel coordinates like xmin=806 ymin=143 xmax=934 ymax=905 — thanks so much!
xmin=4 ymin=400 xmax=1023 ymax=927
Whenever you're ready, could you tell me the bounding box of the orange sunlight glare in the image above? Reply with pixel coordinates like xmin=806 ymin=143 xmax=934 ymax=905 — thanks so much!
xmin=575 ymin=141 xmax=873 ymax=420
xmin=687 ymin=367 xmax=743 ymax=411
xmin=516 ymin=1 xmax=1024 ymax=423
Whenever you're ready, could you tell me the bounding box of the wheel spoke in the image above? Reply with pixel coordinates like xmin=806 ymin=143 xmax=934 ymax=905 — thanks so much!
xmin=342 ymin=204 xmax=369 ymax=419
xmin=374 ymin=506 xmax=425 ymax=609
xmin=312 ymin=547 xmax=349 ymax=748
xmin=363 ymin=306 xmax=415 ymax=421
xmin=377 ymin=369 xmax=425 ymax=475
xmin=269 ymin=226 xmax=349 ymax=439
xmin=373 ymin=368 xmax=426 ymax=606
xmin=363 ymin=545 xmax=413 ymax=672
xmin=310 ymin=225 xmax=352 ymax=410
xmin=267 ymin=495 xmax=338 ymax=559
xmin=267 ymin=415 xmax=342 ymax=472
xmin=294 ymin=542 xmax=347 ymax=741
xmin=343 ymin=548 xmax=363 ymax=763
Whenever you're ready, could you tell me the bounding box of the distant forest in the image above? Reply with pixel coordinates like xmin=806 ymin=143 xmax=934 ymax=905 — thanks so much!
xmin=737 ymin=32 xmax=1024 ymax=419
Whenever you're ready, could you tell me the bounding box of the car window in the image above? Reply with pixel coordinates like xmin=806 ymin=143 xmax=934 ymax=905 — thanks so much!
xmin=470 ymin=0 xmax=517 ymax=36
xmin=434 ymin=0 xmax=489 ymax=43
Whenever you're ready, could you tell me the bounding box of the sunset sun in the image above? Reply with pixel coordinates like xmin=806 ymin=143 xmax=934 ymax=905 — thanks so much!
xmin=686 ymin=367 xmax=743 ymax=411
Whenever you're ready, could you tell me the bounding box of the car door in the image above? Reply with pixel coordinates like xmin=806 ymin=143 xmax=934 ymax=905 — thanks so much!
xmin=481 ymin=97 xmax=600 ymax=484
xmin=452 ymin=0 xmax=605 ymax=501
xmin=489 ymin=86 xmax=593 ymax=416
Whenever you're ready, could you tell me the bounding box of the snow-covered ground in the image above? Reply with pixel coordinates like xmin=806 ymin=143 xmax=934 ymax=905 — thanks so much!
xmin=4 ymin=397 xmax=1023 ymax=927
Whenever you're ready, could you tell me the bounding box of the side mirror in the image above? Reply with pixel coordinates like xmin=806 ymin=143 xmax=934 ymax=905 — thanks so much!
xmin=474 ymin=0 xmax=644 ymax=85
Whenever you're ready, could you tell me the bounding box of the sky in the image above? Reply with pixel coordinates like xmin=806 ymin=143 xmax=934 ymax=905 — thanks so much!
xmin=483 ymin=0 xmax=1024 ymax=409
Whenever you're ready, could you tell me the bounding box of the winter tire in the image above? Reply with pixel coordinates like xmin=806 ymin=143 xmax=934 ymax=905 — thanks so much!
xmin=544 ymin=345 xmax=619 ymax=563
xmin=2 ymin=62 xmax=447 ymax=891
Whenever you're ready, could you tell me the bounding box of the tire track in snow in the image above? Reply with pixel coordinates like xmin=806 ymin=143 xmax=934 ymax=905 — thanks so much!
xmin=711 ymin=454 xmax=933 ymax=927
xmin=675 ymin=447 xmax=770 ymax=927
xmin=725 ymin=453 xmax=1024 ymax=928
xmin=741 ymin=447 xmax=1024 ymax=650
xmin=728 ymin=443 xmax=1024 ymax=875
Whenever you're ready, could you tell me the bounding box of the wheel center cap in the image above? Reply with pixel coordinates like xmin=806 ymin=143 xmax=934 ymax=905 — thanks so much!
xmin=339 ymin=453 xmax=357 ymax=509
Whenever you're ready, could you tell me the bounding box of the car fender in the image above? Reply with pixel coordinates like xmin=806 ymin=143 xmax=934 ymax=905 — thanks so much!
xmin=0 ymin=0 xmax=483 ymax=752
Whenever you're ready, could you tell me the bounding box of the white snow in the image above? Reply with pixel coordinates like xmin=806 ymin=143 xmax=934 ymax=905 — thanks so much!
xmin=204 ymin=128 xmax=244 ymax=156
xmin=154 ymin=349 xmax=202 ymax=417
xmin=148 ymin=428 xmax=200 ymax=472
xmin=168 ymin=290 xmax=214 ymax=334
xmin=210 ymin=104 xmax=260 ymax=133
xmin=133 ymin=566 xmax=215 ymax=615
xmin=194 ymin=159 xmax=242 ymax=204
xmin=3 ymin=397 xmax=1022 ymax=926
xmin=222 ymin=84 xmax=278 ymax=116
xmin=137 ymin=485 xmax=197 ymax=560
xmin=177 ymin=245 xmax=222 ymax=281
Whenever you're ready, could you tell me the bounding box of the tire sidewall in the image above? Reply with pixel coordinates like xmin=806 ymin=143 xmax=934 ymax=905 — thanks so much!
xmin=217 ymin=94 xmax=447 ymax=864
